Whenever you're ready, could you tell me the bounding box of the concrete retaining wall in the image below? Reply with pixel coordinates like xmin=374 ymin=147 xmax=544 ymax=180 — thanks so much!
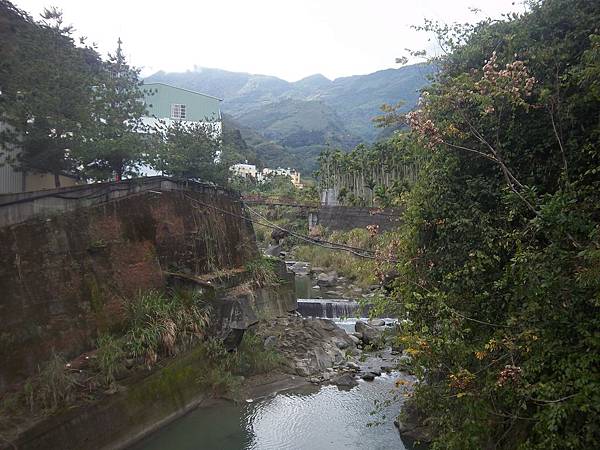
xmin=313 ymin=206 xmax=402 ymax=232
xmin=0 ymin=181 xmax=257 ymax=392
xmin=0 ymin=176 xmax=235 ymax=227
xmin=4 ymin=277 xmax=297 ymax=450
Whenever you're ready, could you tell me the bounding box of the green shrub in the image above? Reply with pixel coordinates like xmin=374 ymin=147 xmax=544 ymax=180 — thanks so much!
xmin=245 ymin=257 xmax=280 ymax=287
xmin=196 ymin=338 xmax=242 ymax=396
xmin=236 ymin=332 xmax=282 ymax=375
xmin=380 ymin=2 xmax=600 ymax=448
xmin=94 ymin=334 xmax=125 ymax=386
xmin=124 ymin=290 xmax=211 ymax=368
xmin=23 ymin=353 xmax=76 ymax=413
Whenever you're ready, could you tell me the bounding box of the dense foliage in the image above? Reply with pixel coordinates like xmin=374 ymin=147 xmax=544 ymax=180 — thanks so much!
xmin=78 ymin=39 xmax=149 ymax=180
xmin=0 ymin=1 xmax=229 ymax=186
xmin=0 ymin=3 xmax=101 ymax=185
xmin=378 ymin=1 xmax=600 ymax=448
xmin=317 ymin=135 xmax=423 ymax=207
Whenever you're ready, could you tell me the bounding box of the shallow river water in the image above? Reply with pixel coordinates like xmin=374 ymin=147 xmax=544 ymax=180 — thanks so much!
xmin=131 ymin=371 xmax=410 ymax=450
xmin=132 ymin=272 xmax=413 ymax=450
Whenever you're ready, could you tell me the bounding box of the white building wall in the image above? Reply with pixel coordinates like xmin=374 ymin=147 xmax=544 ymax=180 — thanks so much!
xmin=139 ymin=117 xmax=222 ymax=136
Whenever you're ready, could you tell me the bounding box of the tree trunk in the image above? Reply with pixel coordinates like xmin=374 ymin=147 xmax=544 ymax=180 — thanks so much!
xmin=54 ymin=172 xmax=61 ymax=188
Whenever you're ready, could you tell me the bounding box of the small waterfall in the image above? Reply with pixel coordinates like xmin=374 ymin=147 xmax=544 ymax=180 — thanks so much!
xmin=297 ymin=299 xmax=368 ymax=319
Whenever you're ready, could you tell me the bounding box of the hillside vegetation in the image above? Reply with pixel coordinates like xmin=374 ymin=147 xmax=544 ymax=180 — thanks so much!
xmin=354 ymin=1 xmax=600 ymax=448
xmin=146 ymin=64 xmax=432 ymax=172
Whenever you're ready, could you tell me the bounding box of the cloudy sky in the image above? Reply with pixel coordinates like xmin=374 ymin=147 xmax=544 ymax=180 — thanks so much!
xmin=13 ymin=0 xmax=523 ymax=81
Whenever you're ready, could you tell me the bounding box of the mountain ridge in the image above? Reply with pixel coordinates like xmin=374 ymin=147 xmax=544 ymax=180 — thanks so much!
xmin=146 ymin=63 xmax=433 ymax=172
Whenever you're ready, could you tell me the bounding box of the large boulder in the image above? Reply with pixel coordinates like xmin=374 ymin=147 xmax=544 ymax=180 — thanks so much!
xmin=348 ymin=334 xmax=360 ymax=345
xmin=330 ymin=372 xmax=358 ymax=388
xmin=254 ymin=316 xmax=356 ymax=377
xmin=394 ymin=400 xmax=432 ymax=443
xmin=355 ymin=320 xmax=383 ymax=346
xmin=316 ymin=271 xmax=338 ymax=286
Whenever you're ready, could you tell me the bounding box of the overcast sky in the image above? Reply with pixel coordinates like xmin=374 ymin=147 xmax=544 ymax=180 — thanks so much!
xmin=13 ymin=0 xmax=524 ymax=81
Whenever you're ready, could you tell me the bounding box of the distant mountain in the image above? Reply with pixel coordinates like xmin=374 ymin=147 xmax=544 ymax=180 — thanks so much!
xmin=146 ymin=63 xmax=432 ymax=173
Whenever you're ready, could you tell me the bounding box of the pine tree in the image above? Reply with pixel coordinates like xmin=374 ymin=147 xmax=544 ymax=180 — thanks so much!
xmin=154 ymin=119 xmax=224 ymax=182
xmin=0 ymin=5 xmax=100 ymax=187
xmin=77 ymin=38 xmax=149 ymax=181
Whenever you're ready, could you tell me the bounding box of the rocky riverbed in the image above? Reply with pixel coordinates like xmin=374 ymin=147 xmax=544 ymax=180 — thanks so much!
xmin=251 ymin=314 xmax=413 ymax=391
xmin=287 ymin=260 xmax=379 ymax=300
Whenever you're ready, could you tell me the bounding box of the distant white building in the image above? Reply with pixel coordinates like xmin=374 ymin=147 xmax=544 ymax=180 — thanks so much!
xmin=230 ymin=163 xmax=258 ymax=179
xmin=229 ymin=163 xmax=303 ymax=188
xmin=262 ymin=167 xmax=302 ymax=188
xmin=139 ymin=82 xmax=223 ymax=176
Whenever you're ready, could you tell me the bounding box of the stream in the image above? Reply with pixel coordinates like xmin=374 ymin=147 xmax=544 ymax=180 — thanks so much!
xmin=131 ymin=372 xmax=409 ymax=450
xmin=131 ymin=272 xmax=413 ymax=450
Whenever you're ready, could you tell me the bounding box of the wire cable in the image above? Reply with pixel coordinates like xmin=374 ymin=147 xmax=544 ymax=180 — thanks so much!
xmin=183 ymin=193 xmax=403 ymax=264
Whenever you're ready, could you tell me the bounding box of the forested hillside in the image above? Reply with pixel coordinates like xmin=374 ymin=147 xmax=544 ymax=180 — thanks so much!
xmin=146 ymin=64 xmax=432 ymax=171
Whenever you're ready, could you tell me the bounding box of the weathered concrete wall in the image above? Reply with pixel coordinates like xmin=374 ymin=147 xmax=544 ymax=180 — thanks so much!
xmin=216 ymin=262 xmax=297 ymax=331
xmin=313 ymin=206 xmax=402 ymax=232
xmin=0 ymin=176 xmax=232 ymax=227
xmin=8 ymin=345 xmax=215 ymax=450
xmin=0 ymin=186 xmax=257 ymax=392
xmin=4 ymin=279 xmax=297 ymax=450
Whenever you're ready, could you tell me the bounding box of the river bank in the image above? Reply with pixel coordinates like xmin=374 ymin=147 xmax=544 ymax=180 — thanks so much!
xmin=128 ymin=311 xmax=420 ymax=450
xmin=130 ymin=316 xmax=417 ymax=450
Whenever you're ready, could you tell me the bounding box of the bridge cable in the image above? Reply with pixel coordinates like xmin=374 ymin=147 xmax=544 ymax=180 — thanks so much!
xmin=182 ymin=193 xmax=402 ymax=264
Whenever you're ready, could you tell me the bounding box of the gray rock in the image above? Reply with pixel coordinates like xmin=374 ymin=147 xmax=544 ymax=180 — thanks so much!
xmin=290 ymin=261 xmax=310 ymax=276
xmin=346 ymin=361 xmax=360 ymax=370
xmin=265 ymin=244 xmax=282 ymax=256
xmin=369 ymin=318 xmax=386 ymax=327
xmin=264 ymin=335 xmax=278 ymax=349
xmin=361 ymin=373 xmax=375 ymax=381
xmin=355 ymin=320 xmax=383 ymax=345
xmin=331 ymin=372 xmax=358 ymax=387
xmin=311 ymin=318 xmax=337 ymax=332
xmin=326 ymin=290 xmax=343 ymax=296
xmin=332 ymin=337 xmax=350 ymax=350
xmin=394 ymin=402 xmax=432 ymax=443
xmin=296 ymin=364 xmax=312 ymax=377
xmin=317 ymin=271 xmax=338 ymax=286
xmin=348 ymin=334 xmax=360 ymax=345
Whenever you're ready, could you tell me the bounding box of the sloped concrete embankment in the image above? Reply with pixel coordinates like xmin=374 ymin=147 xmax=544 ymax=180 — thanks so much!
xmin=6 ymin=277 xmax=297 ymax=450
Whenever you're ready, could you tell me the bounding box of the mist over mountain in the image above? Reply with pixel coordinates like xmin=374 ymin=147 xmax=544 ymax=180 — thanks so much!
xmin=145 ymin=63 xmax=432 ymax=172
